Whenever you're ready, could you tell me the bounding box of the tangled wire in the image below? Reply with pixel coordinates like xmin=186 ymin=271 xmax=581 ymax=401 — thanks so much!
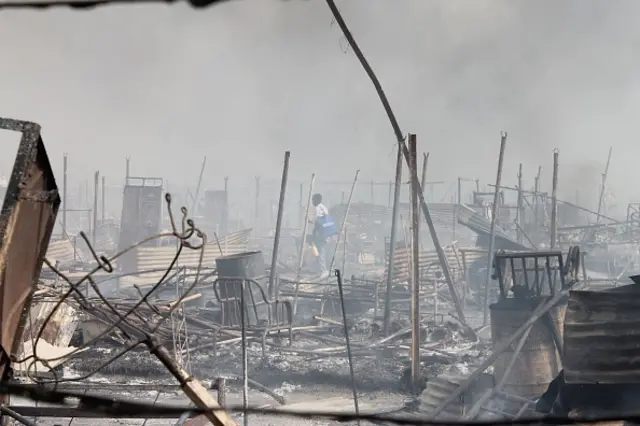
xmin=12 ymin=193 xmax=208 ymax=386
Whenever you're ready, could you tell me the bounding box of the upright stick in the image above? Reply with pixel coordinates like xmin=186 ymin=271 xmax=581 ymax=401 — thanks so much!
xmin=269 ymin=152 xmax=291 ymax=296
xmin=328 ymin=170 xmax=360 ymax=273
xmin=516 ymin=163 xmax=523 ymax=244
xmin=93 ymin=171 xmax=99 ymax=246
xmin=409 ymin=134 xmax=421 ymax=391
xmin=254 ymin=176 xmax=260 ymax=230
xmin=191 ymin=156 xmax=207 ymax=217
xmin=551 ymin=150 xmax=559 ymax=249
xmin=383 ymin=143 xmax=403 ymax=335
xmin=421 ymin=153 xmax=429 ymax=189
xmin=293 ymin=174 xmax=316 ymax=316
xmin=596 ymin=146 xmax=612 ymax=224
xmin=62 ymin=153 xmax=68 ymax=239
xmin=482 ymin=132 xmax=508 ymax=326
xmin=534 ymin=166 xmax=542 ymax=246
xmin=101 ymin=175 xmax=106 ymax=224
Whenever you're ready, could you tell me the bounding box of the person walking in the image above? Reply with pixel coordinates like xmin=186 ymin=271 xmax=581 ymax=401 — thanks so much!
xmin=310 ymin=193 xmax=337 ymax=277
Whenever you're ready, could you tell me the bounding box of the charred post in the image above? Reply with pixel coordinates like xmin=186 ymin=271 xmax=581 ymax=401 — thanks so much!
xmin=482 ymin=131 xmax=508 ymax=326
xmin=409 ymin=134 xmax=420 ymax=392
xmin=383 ymin=143 xmax=403 ymax=335
xmin=269 ymin=151 xmax=290 ymax=295
xmin=551 ymin=151 xmax=559 ymax=249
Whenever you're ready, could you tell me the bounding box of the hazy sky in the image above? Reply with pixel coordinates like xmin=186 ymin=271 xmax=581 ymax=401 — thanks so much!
xmin=1 ymin=0 xmax=640 ymax=216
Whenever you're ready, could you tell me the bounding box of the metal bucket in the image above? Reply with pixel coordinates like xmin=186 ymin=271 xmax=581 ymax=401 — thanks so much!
xmin=490 ymin=297 xmax=566 ymax=401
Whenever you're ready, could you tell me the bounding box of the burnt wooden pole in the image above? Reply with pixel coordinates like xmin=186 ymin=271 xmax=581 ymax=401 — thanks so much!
xmin=191 ymin=156 xmax=207 ymax=218
xmin=516 ymin=163 xmax=523 ymax=244
xmin=596 ymin=146 xmax=612 ymax=225
xmin=482 ymin=132 xmax=507 ymax=326
xmin=409 ymin=134 xmax=421 ymax=391
xmin=62 ymin=153 xmax=68 ymax=238
xmin=421 ymin=153 xmax=428 ymax=189
xmin=223 ymin=175 xmax=229 ymax=233
xmin=101 ymin=175 xmax=106 ymax=224
xmin=551 ymin=150 xmax=559 ymax=249
xmin=328 ymin=170 xmax=360 ymax=273
xmin=293 ymin=174 xmax=316 ymax=315
xmin=269 ymin=151 xmax=290 ymax=296
xmin=255 ymin=176 xmax=260 ymax=230
xmin=383 ymin=143 xmax=403 ymax=335
xmin=298 ymin=182 xmax=304 ymax=229
xmin=534 ymin=166 xmax=542 ymax=246
xmin=93 ymin=171 xmax=99 ymax=245
xmin=370 ymin=180 xmax=374 ymax=204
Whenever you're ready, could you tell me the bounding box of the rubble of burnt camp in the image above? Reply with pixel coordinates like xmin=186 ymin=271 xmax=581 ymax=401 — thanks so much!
xmin=0 ymin=116 xmax=638 ymax=426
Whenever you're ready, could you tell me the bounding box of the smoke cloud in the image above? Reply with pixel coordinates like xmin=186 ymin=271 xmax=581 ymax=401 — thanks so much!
xmin=1 ymin=0 xmax=639 ymax=217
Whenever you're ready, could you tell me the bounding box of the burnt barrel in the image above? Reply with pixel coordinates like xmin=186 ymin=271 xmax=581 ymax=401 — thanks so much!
xmin=215 ymin=251 xmax=266 ymax=280
xmin=215 ymin=251 xmax=266 ymax=325
xmin=490 ymin=297 xmax=566 ymax=402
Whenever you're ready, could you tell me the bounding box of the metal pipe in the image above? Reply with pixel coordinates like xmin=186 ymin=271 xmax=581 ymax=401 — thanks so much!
xmin=125 ymin=157 xmax=130 ymax=182
xmin=62 ymin=153 xmax=67 ymax=239
xmin=551 ymin=150 xmax=559 ymax=249
xmin=335 ymin=269 xmax=360 ymax=425
xmin=482 ymin=132 xmax=508 ymax=326
xmin=328 ymin=170 xmax=360 ymax=273
xmin=383 ymin=143 xmax=403 ymax=336
xmin=240 ymin=280 xmax=249 ymax=426
xmin=409 ymin=134 xmax=420 ymax=392
xmin=293 ymin=174 xmax=316 ymax=316
xmin=269 ymin=151 xmax=290 ymax=295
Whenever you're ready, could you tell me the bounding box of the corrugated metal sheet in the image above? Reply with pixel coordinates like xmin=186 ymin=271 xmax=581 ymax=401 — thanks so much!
xmin=386 ymin=244 xmax=485 ymax=285
xmin=136 ymin=228 xmax=252 ymax=270
xmin=564 ymin=284 xmax=640 ymax=384
xmin=45 ymin=239 xmax=75 ymax=263
xmin=136 ymin=242 xmax=249 ymax=270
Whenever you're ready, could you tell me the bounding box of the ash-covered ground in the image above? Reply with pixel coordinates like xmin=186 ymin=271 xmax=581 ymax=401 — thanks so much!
xmin=15 ymin=300 xmax=489 ymax=425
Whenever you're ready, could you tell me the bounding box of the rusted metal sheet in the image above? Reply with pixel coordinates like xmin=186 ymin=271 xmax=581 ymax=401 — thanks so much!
xmin=490 ymin=297 xmax=565 ymax=399
xmin=0 ymin=118 xmax=60 ymax=378
xmin=564 ymin=284 xmax=640 ymax=384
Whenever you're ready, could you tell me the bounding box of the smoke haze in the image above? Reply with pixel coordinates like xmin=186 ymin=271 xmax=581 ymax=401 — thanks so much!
xmin=1 ymin=0 xmax=639 ymax=216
